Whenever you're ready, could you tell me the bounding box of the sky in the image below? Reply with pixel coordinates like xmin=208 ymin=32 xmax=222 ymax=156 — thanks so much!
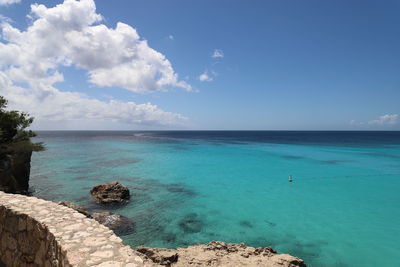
xmin=0 ymin=0 xmax=399 ymax=130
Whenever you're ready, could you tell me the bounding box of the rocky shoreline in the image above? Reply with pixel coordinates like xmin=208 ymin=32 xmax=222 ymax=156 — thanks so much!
xmin=59 ymin=198 xmax=306 ymax=266
xmin=0 ymin=156 xmax=307 ymax=266
xmin=136 ymin=241 xmax=306 ymax=267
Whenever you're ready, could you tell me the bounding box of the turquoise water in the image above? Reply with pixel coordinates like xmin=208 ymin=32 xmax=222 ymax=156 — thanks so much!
xmin=30 ymin=131 xmax=400 ymax=266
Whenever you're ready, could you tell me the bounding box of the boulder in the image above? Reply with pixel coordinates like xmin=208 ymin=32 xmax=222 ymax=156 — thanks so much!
xmin=90 ymin=181 xmax=130 ymax=204
xmin=92 ymin=211 xmax=134 ymax=236
xmin=58 ymin=201 xmax=92 ymax=218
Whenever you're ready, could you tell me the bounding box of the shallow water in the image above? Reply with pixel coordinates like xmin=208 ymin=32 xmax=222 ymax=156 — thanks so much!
xmin=30 ymin=131 xmax=400 ymax=266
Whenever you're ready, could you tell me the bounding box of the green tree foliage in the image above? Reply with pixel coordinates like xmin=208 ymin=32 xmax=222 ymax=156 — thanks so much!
xmin=0 ymin=96 xmax=44 ymax=153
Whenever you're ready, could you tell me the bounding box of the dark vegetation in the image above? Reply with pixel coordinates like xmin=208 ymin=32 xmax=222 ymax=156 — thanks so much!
xmin=0 ymin=96 xmax=44 ymax=156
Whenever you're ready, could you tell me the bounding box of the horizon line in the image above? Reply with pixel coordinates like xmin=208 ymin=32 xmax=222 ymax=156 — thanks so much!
xmin=31 ymin=129 xmax=400 ymax=132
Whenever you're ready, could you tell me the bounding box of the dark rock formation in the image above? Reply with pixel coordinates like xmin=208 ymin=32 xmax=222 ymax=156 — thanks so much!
xmin=0 ymin=149 xmax=32 ymax=194
xmin=92 ymin=211 xmax=134 ymax=236
xmin=136 ymin=241 xmax=306 ymax=267
xmin=57 ymin=201 xmax=134 ymax=236
xmin=90 ymin=181 xmax=130 ymax=204
xmin=58 ymin=201 xmax=92 ymax=218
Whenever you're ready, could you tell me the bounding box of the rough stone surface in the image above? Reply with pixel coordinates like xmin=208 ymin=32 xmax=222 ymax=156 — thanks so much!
xmin=58 ymin=201 xmax=92 ymax=218
xmin=0 ymin=191 xmax=144 ymax=267
xmin=0 ymin=148 xmax=32 ymax=194
xmin=136 ymin=241 xmax=307 ymax=267
xmin=90 ymin=181 xmax=130 ymax=204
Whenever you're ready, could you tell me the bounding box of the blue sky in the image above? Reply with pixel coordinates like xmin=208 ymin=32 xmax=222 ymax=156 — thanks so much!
xmin=0 ymin=0 xmax=399 ymax=130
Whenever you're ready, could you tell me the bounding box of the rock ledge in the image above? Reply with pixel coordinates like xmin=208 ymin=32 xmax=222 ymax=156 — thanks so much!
xmin=136 ymin=241 xmax=306 ymax=267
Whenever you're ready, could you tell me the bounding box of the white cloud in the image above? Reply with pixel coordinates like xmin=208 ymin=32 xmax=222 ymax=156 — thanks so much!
xmin=0 ymin=0 xmax=21 ymax=6
xmin=198 ymin=71 xmax=213 ymax=82
xmin=0 ymin=15 xmax=12 ymax=23
xmin=212 ymin=49 xmax=224 ymax=58
xmin=0 ymin=72 xmax=187 ymax=127
xmin=368 ymin=114 xmax=399 ymax=125
xmin=0 ymin=0 xmax=191 ymax=128
xmin=350 ymin=114 xmax=399 ymax=128
xmin=0 ymin=0 xmax=191 ymax=93
xmin=168 ymin=35 xmax=174 ymax=40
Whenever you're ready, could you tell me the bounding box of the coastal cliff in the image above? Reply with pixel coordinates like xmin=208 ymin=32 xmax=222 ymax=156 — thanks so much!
xmin=0 ymin=96 xmax=42 ymax=194
xmin=0 ymin=147 xmax=32 ymax=194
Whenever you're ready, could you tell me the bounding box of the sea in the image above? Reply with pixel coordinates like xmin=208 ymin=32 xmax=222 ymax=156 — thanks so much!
xmin=30 ymin=131 xmax=400 ymax=267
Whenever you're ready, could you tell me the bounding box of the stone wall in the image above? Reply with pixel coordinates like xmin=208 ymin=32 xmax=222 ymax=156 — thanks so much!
xmin=0 ymin=204 xmax=66 ymax=266
xmin=0 ymin=191 xmax=145 ymax=267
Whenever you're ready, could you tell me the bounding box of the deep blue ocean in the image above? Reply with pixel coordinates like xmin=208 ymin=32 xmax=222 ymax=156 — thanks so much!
xmin=30 ymin=131 xmax=400 ymax=266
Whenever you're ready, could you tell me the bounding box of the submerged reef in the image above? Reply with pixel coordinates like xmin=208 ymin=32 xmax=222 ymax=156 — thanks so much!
xmin=178 ymin=213 xmax=204 ymax=233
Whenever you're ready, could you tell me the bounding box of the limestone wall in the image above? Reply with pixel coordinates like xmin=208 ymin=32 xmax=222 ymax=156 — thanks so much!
xmin=0 ymin=191 xmax=145 ymax=267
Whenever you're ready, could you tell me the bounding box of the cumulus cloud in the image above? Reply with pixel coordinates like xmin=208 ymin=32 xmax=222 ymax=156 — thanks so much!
xmin=0 ymin=15 xmax=12 ymax=23
xmin=0 ymin=0 xmax=21 ymax=5
xmin=368 ymin=114 xmax=399 ymax=125
xmin=0 ymin=72 xmax=187 ymax=127
xmin=0 ymin=0 xmax=190 ymax=128
xmin=212 ymin=49 xmax=224 ymax=58
xmin=198 ymin=71 xmax=213 ymax=82
xmin=0 ymin=0 xmax=191 ymax=93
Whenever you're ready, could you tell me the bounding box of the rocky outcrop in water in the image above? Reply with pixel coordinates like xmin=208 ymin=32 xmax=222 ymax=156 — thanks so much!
xmin=90 ymin=181 xmax=130 ymax=204
xmin=0 ymin=148 xmax=32 ymax=194
xmin=57 ymin=201 xmax=134 ymax=236
xmin=136 ymin=241 xmax=306 ymax=267
xmin=92 ymin=211 xmax=135 ymax=236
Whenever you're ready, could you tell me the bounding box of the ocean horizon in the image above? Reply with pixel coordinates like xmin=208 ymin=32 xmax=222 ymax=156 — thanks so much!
xmin=30 ymin=130 xmax=400 ymax=267
xmin=2 ymin=0 xmax=400 ymax=265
